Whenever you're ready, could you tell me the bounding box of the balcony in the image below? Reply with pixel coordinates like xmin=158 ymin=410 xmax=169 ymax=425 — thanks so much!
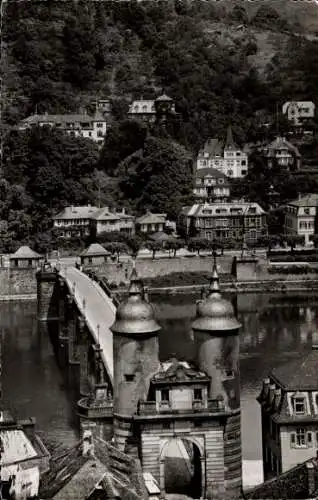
xmin=137 ymin=398 xmax=225 ymax=416
xmin=77 ymin=397 xmax=113 ymax=419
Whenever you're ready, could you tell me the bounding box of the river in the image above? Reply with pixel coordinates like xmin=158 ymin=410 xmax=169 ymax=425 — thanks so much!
xmin=2 ymin=292 xmax=318 ymax=472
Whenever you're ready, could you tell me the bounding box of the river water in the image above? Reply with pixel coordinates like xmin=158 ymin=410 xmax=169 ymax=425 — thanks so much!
xmin=2 ymin=292 xmax=318 ymax=463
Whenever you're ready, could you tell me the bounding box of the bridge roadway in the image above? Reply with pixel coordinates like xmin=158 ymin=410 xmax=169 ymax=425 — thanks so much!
xmin=59 ymin=266 xmax=115 ymax=386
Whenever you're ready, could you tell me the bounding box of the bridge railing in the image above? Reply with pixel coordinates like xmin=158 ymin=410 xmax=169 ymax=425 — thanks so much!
xmin=79 ymin=266 xmax=121 ymax=308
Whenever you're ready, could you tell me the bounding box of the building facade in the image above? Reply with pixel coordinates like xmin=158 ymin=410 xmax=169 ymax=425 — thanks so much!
xmin=193 ymin=167 xmax=230 ymax=202
xmin=128 ymin=94 xmax=176 ymax=124
xmin=18 ymin=110 xmax=107 ymax=147
xmin=91 ymin=207 xmax=135 ymax=236
xmin=136 ymin=212 xmax=167 ymax=234
xmin=53 ymin=206 xmax=135 ymax=238
xmin=284 ymin=194 xmax=318 ymax=244
xmin=258 ymin=348 xmax=318 ymax=480
xmin=196 ymin=126 xmax=248 ymax=178
xmin=182 ymin=202 xmax=267 ymax=243
xmin=262 ymin=136 xmax=301 ymax=171
xmin=282 ymin=101 xmax=315 ymax=127
xmin=109 ymin=265 xmax=242 ymax=499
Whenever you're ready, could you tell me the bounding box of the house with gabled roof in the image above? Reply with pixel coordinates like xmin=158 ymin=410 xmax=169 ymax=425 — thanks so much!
xmin=262 ymin=136 xmax=301 ymax=171
xmin=39 ymin=429 xmax=148 ymax=500
xmin=80 ymin=243 xmax=111 ymax=266
xmin=196 ymin=126 xmax=248 ymax=178
xmin=282 ymin=101 xmax=315 ymax=127
xmin=284 ymin=193 xmax=318 ymax=244
xmin=128 ymin=94 xmax=176 ymax=124
xmin=18 ymin=110 xmax=107 ymax=147
xmin=9 ymin=246 xmax=43 ymax=268
xmin=136 ymin=212 xmax=168 ymax=234
xmin=258 ymin=347 xmax=318 ymax=481
xmin=193 ymin=167 xmax=231 ymax=202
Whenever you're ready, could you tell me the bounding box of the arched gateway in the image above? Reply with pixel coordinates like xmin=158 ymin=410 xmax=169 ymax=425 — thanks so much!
xmin=160 ymin=436 xmax=204 ymax=498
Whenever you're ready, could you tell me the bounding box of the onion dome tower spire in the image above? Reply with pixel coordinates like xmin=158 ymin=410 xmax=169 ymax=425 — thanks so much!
xmin=110 ymin=264 xmax=161 ymax=451
xmin=191 ymin=254 xmax=242 ymax=498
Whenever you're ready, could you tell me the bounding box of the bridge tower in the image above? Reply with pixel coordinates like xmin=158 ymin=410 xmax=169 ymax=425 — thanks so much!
xmin=36 ymin=261 xmax=59 ymax=321
xmin=191 ymin=263 xmax=242 ymax=499
xmin=110 ymin=268 xmax=161 ymax=452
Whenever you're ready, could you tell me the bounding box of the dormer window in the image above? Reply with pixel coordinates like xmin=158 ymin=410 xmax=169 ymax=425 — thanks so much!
xmin=293 ymin=396 xmax=306 ymax=414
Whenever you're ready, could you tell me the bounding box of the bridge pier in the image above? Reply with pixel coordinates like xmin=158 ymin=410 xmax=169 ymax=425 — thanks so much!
xmin=36 ymin=267 xmax=60 ymax=321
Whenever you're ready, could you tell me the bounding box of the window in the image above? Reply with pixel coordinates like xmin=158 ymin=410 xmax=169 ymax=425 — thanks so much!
xmin=194 ymin=389 xmax=203 ymax=400
xmin=96 ymin=122 xmax=103 ymax=128
xmin=161 ymin=389 xmax=169 ymax=401
xmin=227 ymin=169 xmax=233 ymax=176
xmin=97 ymin=131 xmax=104 ymax=137
xmin=293 ymin=396 xmax=306 ymax=414
xmin=296 ymin=428 xmax=306 ymax=447
xmin=28 ymin=259 xmax=32 ymax=267
xmin=125 ymin=374 xmax=135 ymax=382
xmin=241 ymin=170 xmax=247 ymax=175
xmin=241 ymin=160 xmax=246 ymax=166
xmin=226 ymin=370 xmax=234 ymax=377
xmin=162 ymin=422 xmax=171 ymax=429
xmin=304 ymin=208 xmax=310 ymax=215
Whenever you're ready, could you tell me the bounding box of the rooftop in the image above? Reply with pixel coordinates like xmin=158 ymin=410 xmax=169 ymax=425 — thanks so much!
xmin=136 ymin=212 xmax=167 ymax=225
xmin=20 ymin=112 xmax=106 ymax=126
xmin=183 ymin=202 xmax=265 ymax=218
xmin=287 ymin=193 xmax=318 ymax=208
xmin=80 ymin=243 xmax=111 ymax=257
xmin=53 ymin=206 xmax=99 ymax=220
xmin=40 ymin=436 xmax=147 ymax=499
xmin=10 ymin=246 xmax=42 ymax=259
xmin=271 ymin=349 xmax=318 ymax=391
xmin=244 ymin=456 xmax=318 ymax=499
xmin=152 ymin=359 xmax=209 ymax=384
xmin=0 ymin=428 xmax=38 ymax=466
xmin=195 ymin=167 xmax=229 ymax=179
xmin=265 ymin=136 xmax=301 ymax=157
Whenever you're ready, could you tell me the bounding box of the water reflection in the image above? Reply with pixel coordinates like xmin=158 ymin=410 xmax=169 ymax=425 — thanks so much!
xmin=152 ymin=291 xmax=318 ymax=461
xmin=2 ymin=293 xmax=318 ymax=460
xmin=1 ymin=301 xmax=78 ymax=448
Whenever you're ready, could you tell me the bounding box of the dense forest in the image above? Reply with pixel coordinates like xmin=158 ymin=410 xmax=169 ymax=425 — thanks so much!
xmin=2 ymin=0 xmax=318 ymax=251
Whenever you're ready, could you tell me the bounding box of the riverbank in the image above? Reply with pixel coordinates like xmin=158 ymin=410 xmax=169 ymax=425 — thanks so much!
xmin=147 ymin=279 xmax=318 ymax=295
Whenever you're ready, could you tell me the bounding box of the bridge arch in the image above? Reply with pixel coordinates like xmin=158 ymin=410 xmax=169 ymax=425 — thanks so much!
xmin=159 ymin=435 xmax=205 ymax=498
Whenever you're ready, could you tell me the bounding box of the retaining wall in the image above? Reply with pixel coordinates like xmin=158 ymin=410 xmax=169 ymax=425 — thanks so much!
xmin=0 ymin=267 xmax=38 ymax=299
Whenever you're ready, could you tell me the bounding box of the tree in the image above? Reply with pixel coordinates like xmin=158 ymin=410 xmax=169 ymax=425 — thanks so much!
xmin=166 ymin=238 xmax=184 ymax=257
xmin=120 ymin=135 xmax=194 ymax=219
xmin=104 ymin=241 xmax=128 ymax=262
xmin=188 ymin=238 xmax=208 ymax=256
xmin=310 ymin=235 xmax=318 ymax=248
xmin=146 ymin=240 xmax=162 ymax=259
xmin=98 ymin=119 xmax=148 ymax=176
xmin=285 ymin=235 xmax=305 ymax=251
xmin=126 ymin=235 xmax=144 ymax=258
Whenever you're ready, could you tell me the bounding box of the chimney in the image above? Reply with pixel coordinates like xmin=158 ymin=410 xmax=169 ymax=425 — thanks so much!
xmin=82 ymin=429 xmax=95 ymax=457
xmin=262 ymin=378 xmax=270 ymax=399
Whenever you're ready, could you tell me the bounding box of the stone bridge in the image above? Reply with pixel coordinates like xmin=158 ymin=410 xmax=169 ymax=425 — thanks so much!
xmin=36 ymin=264 xmax=118 ymax=439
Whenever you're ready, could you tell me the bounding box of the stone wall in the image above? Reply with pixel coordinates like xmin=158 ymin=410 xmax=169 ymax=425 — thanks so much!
xmin=235 ymin=258 xmax=318 ymax=283
xmin=88 ymin=256 xmax=232 ymax=285
xmin=0 ymin=267 xmax=38 ymax=298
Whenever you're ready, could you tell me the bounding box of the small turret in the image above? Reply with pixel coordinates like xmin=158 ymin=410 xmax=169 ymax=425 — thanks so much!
xmin=192 ymin=257 xmax=242 ymax=497
xmin=111 ymin=268 xmax=160 ymax=336
xmin=110 ymin=266 xmax=161 ymax=451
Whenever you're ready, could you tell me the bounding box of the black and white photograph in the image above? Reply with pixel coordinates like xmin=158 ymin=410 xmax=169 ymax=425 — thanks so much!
xmin=1 ymin=0 xmax=318 ymax=498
